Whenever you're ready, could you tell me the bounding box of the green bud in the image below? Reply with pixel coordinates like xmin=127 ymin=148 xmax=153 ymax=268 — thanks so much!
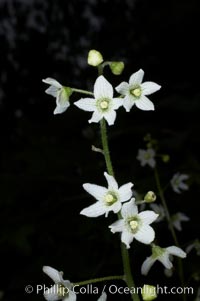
xmin=109 ymin=61 xmax=124 ymax=75
xmin=142 ymin=285 xmax=157 ymax=301
xmin=162 ymin=154 xmax=170 ymax=163
xmin=144 ymin=191 xmax=156 ymax=203
xmin=88 ymin=49 xmax=103 ymax=66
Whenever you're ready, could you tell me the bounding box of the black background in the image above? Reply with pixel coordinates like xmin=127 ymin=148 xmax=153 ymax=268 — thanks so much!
xmin=0 ymin=0 xmax=200 ymax=300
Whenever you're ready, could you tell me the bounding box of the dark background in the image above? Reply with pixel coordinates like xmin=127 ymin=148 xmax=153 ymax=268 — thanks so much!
xmin=0 ymin=0 xmax=200 ymax=300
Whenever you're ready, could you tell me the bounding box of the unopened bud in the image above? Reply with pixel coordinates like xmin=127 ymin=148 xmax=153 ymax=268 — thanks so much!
xmin=144 ymin=191 xmax=156 ymax=203
xmin=88 ymin=50 xmax=103 ymax=66
xmin=109 ymin=61 xmax=124 ymax=75
xmin=162 ymin=154 xmax=170 ymax=163
xmin=141 ymin=285 xmax=157 ymax=301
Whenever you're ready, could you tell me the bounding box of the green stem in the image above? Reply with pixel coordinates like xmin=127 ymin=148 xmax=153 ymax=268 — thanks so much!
xmin=72 ymin=88 xmax=93 ymax=96
xmin=74 ymin=275 xmax=124 ymax=286
xmin=121 ymin=243 xmax=140 ymax=301
xmin=154 ymin=167 xmax=186 ymax=301
xmin=100 ymin=119 xmax=114 ymax=176
xmin=100 ymin=118 xmax=140 ymax=301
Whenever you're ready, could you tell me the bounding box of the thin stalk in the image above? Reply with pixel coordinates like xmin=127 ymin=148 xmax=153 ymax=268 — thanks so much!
xmin=72 ymin=88 xmax=93 ymax=96
xmin=74 ymin=275 xmax=124 ymax=286
xmin=100 ymin=119 xmax=114 ymax=176
xmin=100 ymin=118 xmax=140 ymax=301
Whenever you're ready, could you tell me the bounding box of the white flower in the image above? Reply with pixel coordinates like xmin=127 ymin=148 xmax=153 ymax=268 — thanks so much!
xmin=141 ymin=245 xmax=186 ymax=275
xmin=42 ymin=78 xmax=72 ymax=115
xmin=74 ymin=75 xmax=123 ymax=125
xmin=80 ymin=172 xmax=133 ymax=217
xmin=149 ymin=203 xmax=165 ymax=223
xmin=97 ymin=292 xmax=107 ymax=301
xmin=186 ymin=239 xmax=200 ymax=256
xmin=115 ymin=69 xmax=161 ymax=112
xmin=109 ymin=199 xmax=158 ymax=248
xmin=171 ymin=212 xmax=190 ymax=231
xmin=170 ymin=172 xmax=189 ymax=194
xmin=43 ymin=266 xmax=76 ymax=301
xmin=137 ymin=148 xmax=156 ymax=168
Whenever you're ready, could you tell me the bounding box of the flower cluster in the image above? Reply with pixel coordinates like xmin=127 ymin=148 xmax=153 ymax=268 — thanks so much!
xmin=41 ymin=50 xmax=191 ymax=301
xmin=43 ymin=69 xmax=161 ymax=125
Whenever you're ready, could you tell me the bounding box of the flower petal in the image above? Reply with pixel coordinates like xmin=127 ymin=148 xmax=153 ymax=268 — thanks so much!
xmin=104 ymin=172 xmax=118 ymax=190
xmin=148 ymin=158 xmax=156 ymax=168
xmin=115 ymin=82 xmax=129 ymax=95
xmin=141 ymin=256 xmax=156 ymax=275
xmin=54 ymin=104 xmax=69 ymax=115
xmin=121 ymin=230 xmax=134 ymax=248
xmin=97 ymin=292 xmax=107 ymax=301
xmin=179 ymin=174 xmax=189 ymax=181
xmin=44 ymin=284 xmax=60 ymax=301
xmin=103 ymin=110 xmax=116 ymax=126
xmin=123 ymin=95 xmax=135 ymax=112
xmin=166 ymin=246 xmax=186 ymax=258
xmin=45 ymin=86 xmax=58 ymax=97
xmin=83 ymin=183 xmax=107 ymax=202
xmin=112 ymin=98 xmax=124 ymax=110
xmin=42 ymin=78 xmax=62 ymax=89
xmin=158 ymin=253 xmax=172 ymax=269
xmin=141 ymin=82 xmax=161 ymax=95
xmin=74 ymin=98 xmax=96 ymax=112
xmin=63 ymin=291 xmax=77 ymax=301
xmin=80 ymin=201 xmax=106 ymax=217
xmin=118 ymin=183 xmax=133 ymax=202
xmin=110 ymin=200 xmax=122 ymax=214
xmin=43 ymin=266 xmax=62 ymax=283
xmin=138 ymin=211 xmax=159 ymax=225
xmin=129 ymin=69 xmax=144 ymax=86
xmin=134 ymin=224 xmax=155 ymax=244
xmin=179 ymin=182 xmax=189 ymax=191
xmin=94 ymin=75 xmax=113 ymax=99
xmin=109 ymin=219 xmax=124 ymax=233
xmin=89 ymin=111 xmax=102 ymax=123
xmin=121 ymin=199 xmax=138 ymax=219
xmin=135 ymin=96 xmax=155 ymax=111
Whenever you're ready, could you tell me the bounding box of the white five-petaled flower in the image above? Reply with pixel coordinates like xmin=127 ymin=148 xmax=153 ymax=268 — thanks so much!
xmin=141 ymin=245 xmax=186 ymax=275
xmin=109 ymin=199 xmax=158 ymax=248
xmin=42 ymin=78 xmax=72 ymax=115
xmin=74 ymin=75 xmax=123 ymax=125
xmin=171 ymin=212 xmax=190 ymax=231
xmin=137 ymin=148 xmax=156 ymax=168
xmin=170 ymin=172 xmax=189 ymax=194
xmin=80 ymin=172 xmax=133 ymax=218
xmin=43 ymin=266 xmax=76 ymax=301
xmin=115 ymin=69 xmax=161 ymax=112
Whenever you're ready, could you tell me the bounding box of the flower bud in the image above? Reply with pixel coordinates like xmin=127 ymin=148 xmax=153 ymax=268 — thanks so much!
xmin=141 ymin=285 xmax=157 ymax=301
xmin=109 ymin=61 xmax=124 ymax=75
xmin=88 ymin=50 xmax=103 ymax=66
xmin=144 ymin=191 xmax=156 ymax=203
xmin=162 ymin=154 xmax=170 ymax=163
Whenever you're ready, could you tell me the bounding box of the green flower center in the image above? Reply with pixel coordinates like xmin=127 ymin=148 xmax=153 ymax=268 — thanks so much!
xmin=104 ymin=192 xmax=118 ymax=206
xmin=152 ymin=245 xmax=165 ymax=259
xmin=144 ymin=152 xmax=151 ymax=160
xmin=57 ymin=284 xmax=68 ymax=298
xmin=127 ymin=217 xmax=140 ymax=233
xmin=130 ymin=87 xmax=142 ymax=98
xmin=130 ymin=220 xmax=138 ymax=230
xmin=100 ymin=100 xmax=109 ymax=109
xmin=97 ymin=98 xmax=110 ymax=111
